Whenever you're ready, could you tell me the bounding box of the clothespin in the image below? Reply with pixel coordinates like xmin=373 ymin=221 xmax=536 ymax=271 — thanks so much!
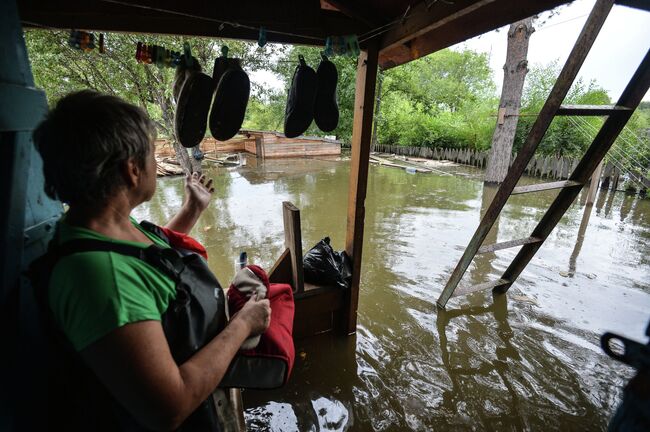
xmin=136 ymin=42 xmax=143 ymax=62
xmin=156 ymin=45 xmax=165 ymax=68
xmin=298 ymin=54 xmax=306 ymax=66
xmin=257 ymin=27 xmax=267 ymax=48
xmin=221 ymin=45 xmax=229 ymax=58
xmin=99 ymin=33 xmax=105 ymax=53
xmin=183 ymin=42 xmax=193 ymax=67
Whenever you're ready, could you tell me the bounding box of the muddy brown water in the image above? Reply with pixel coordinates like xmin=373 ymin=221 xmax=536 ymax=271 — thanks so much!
xmin=133 ymin=156 xmax=650 ymax=431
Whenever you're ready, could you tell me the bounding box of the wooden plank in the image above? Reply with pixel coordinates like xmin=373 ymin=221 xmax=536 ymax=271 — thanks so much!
xmin=511 ymin=180 xmax=584 ymax=194
xmin=268 ymin=248 xmax=292 ymax=285
xmin=496 ymin=47 xmax=650 ymax=295
xmin=477 ymin=237 xmax=541 ymax=254
xmin=343 ymin=41 xmax=379 ymax=335
xmin=437 ymin=0 xmax=614 ymax=309
xmin=282 ymin=201 xmax=304 ymax=293
xmin=293 ymin=286 xmax=344 ymax=339
xmin=586 ymin=160 xmax=604 ymax=205
xmin=556 ymin=104 xmax=632 ymax=116
xmin=378 ymin=0 xmax=570 ymax=68
xmin=452 ymin=278 xmax=510 ymax=298
xmin=18 ymin=0 xmax=361 ymax=46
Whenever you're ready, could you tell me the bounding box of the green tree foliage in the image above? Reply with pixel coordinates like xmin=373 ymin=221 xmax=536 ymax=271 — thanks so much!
xmin=25 ymin=30 xmax=649 ymax=163
xmin=24 ymin=29 xmax=285 ymax=140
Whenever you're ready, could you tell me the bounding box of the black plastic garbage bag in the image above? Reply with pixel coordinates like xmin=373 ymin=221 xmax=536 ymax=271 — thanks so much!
xmin=303 ymin=237 xmax=351 ymax=289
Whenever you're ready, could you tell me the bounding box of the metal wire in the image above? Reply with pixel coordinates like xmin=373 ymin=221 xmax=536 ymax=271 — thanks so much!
xmin=99 ymin=0 xmax=324 ymax=42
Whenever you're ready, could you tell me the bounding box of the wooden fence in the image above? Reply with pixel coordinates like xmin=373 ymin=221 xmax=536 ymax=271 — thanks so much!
xmin=372 ymin=144 xmax=643 ymax=191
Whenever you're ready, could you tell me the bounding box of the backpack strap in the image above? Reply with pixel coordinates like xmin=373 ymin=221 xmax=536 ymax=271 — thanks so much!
xmin=33 ymin=239 xmax=185 ymax=284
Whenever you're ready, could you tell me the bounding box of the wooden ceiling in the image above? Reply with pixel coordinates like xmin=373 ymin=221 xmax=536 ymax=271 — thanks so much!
xmin=18 ymin=0 xmax=577 ymax=69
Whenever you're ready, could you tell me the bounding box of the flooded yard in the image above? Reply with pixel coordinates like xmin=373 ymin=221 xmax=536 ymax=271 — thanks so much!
xmin=134 ymin=156 xmax=650 ymax=431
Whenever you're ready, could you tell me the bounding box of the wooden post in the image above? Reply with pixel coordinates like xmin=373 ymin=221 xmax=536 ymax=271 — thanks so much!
xmin=586 ymin=159 xmax=603 ymax=205
xmin=343 ymin=41 xmax=379 ymax=335
xmin=283 ymin=201 xmax=304 ymax=293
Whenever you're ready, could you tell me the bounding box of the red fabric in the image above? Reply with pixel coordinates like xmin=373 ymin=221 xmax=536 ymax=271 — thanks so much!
xmin=159 ymin=226 xmax=208 ymax=260
xmin=228 ymin=265 xmax=295 ymax=384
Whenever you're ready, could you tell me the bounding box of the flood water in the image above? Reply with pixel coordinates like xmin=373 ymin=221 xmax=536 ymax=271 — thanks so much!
xmin=133 ymin=155 xmax=650 ymax=431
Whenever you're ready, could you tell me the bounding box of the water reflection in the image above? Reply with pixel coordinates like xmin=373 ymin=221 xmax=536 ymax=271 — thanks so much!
xmin=437 ymin=294 xmax=524 ymax=430
xmin=133 ymin=158 xmax=650 ymax=431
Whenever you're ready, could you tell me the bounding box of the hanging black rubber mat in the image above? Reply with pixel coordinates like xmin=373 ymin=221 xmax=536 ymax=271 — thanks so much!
xmin=209 ymin=57 xmax=250 ymax=142
xmin=175 ymin=70 xmax=215 ymax=148
xmin=314 ymin=55 xmax=339 ymax=132
xmin=284 ymin=55 xmax=317 ymax=138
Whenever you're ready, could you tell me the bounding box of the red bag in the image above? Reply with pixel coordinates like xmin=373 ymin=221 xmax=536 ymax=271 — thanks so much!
xmin=221 ymin=265 xmax=295 ymax=389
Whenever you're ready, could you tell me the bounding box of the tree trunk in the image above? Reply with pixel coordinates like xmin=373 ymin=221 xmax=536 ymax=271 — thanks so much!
xmin=484 ymin=18 xmax=534 ymax=184
xmin=158 ymin=93 xmax=200 ymax=174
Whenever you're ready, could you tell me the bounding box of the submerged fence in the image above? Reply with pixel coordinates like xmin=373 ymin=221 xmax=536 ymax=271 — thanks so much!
xmin=372 ymin=144 xmax=647 ymax=192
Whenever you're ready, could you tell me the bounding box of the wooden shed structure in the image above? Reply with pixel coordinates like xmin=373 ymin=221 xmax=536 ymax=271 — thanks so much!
xmin=208 ymin=130 xmax=341 ymax=158
xmin=3 ymin=0 xmax=649 ymax=430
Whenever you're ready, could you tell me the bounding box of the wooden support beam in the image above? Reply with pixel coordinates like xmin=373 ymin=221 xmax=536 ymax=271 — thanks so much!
xmin=586 ymin=160 xmax=604 ymax=205
xmin=320 ymin=0 xmax=383 ymax=27
xmin=282 ymin=201 xmax=304 ymax=293
xmin=378 ymin=0 xmax=570 ymax=69
xmin=343 ymin=41 xmax=379 ymax=335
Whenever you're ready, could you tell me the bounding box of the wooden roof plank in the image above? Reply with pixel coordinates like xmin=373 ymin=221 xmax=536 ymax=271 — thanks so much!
xmin=378 ymin=0 xmax=571 ymax=69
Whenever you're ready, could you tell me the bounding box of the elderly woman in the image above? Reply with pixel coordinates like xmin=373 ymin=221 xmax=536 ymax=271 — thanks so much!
xmin=33 ymin=90 xmax=270 ymax=431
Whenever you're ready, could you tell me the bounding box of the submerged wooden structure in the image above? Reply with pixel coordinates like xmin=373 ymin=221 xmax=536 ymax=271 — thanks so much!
xmin=157 ymin=131 xmax=342 ymax=159
xmin=3 ymin=0 xmax=649 ymax=430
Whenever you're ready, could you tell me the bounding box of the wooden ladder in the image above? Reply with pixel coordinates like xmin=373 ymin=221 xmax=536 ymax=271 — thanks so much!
xmin=437 ymin=0 xmax=650 ymax=308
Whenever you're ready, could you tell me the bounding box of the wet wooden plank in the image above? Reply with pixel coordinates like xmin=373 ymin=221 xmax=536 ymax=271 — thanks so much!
xmin=512 ymin=180 xmax=584 ymax=194
xmin=452 ymin=278 xmax=510 ymax=298
xmin=477 ymin=237 xmax=541 ymax=254
xmin=283 ymin=201 xmax=304 ymax=294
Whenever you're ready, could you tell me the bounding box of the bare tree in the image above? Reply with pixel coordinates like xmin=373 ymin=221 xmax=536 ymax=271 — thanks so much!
xmin=484 ymin=18 xmax=535 ymax=184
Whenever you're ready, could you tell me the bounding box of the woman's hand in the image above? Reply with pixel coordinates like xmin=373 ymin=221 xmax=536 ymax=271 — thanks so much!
xmin=233 ymin=295 xmax=271 ymax=337
xmin=184 ymin=172 xmax=214 ymax=212
xmin=165 ymin=172 xmax=214 ymax=234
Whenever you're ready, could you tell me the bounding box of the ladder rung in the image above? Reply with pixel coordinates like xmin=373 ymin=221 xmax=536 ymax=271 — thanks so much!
xmin=477 ymin=236 xmax=542 ymax=254
xmin=512 ymin=180 xmax=584 ymax=195
xmin=556 ymin=104 xmax=632 ymax=116
xmin=452 ymin=278 xmax=510 ymax=298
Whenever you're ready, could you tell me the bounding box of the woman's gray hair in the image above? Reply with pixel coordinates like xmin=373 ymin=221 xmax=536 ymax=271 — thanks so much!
xmin=34 ymin=90 xmax=156 ymax=206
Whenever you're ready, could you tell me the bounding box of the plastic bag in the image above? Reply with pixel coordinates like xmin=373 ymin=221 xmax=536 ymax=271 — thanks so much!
xmin=303 ymin=237 xmax=352 ymax=289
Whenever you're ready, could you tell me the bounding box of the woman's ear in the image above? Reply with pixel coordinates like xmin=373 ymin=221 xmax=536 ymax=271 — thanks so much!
xmin=123 ymin=157 xmax=142 ymax=188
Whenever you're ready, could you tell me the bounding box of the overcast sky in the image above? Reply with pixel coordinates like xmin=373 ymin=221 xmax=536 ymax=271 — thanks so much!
xmin=457 ymin=0 xmax=650 ymax=102
xmin=252 ymin=0 xmax=650 ymax=102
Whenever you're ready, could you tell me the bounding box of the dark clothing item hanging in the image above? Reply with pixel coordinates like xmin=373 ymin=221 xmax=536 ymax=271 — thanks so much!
xmin=284 ymin=55 xmax=317 ymax=138
xmin=314 ymin=56 xmax=339 ymax=132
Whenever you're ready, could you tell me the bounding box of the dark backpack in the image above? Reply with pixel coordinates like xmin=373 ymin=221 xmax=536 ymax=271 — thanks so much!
xmin=28 ymin=221 xmax=227 ymax=431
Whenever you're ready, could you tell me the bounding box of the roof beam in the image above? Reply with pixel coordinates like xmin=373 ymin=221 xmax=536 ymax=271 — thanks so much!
xmin=378 ymin=0 xmax=571 ymax=69
xmin=321 ymin=0 xmax=385 ymax=27
xmin=18 ymin=0 xmax=362 ymax=46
